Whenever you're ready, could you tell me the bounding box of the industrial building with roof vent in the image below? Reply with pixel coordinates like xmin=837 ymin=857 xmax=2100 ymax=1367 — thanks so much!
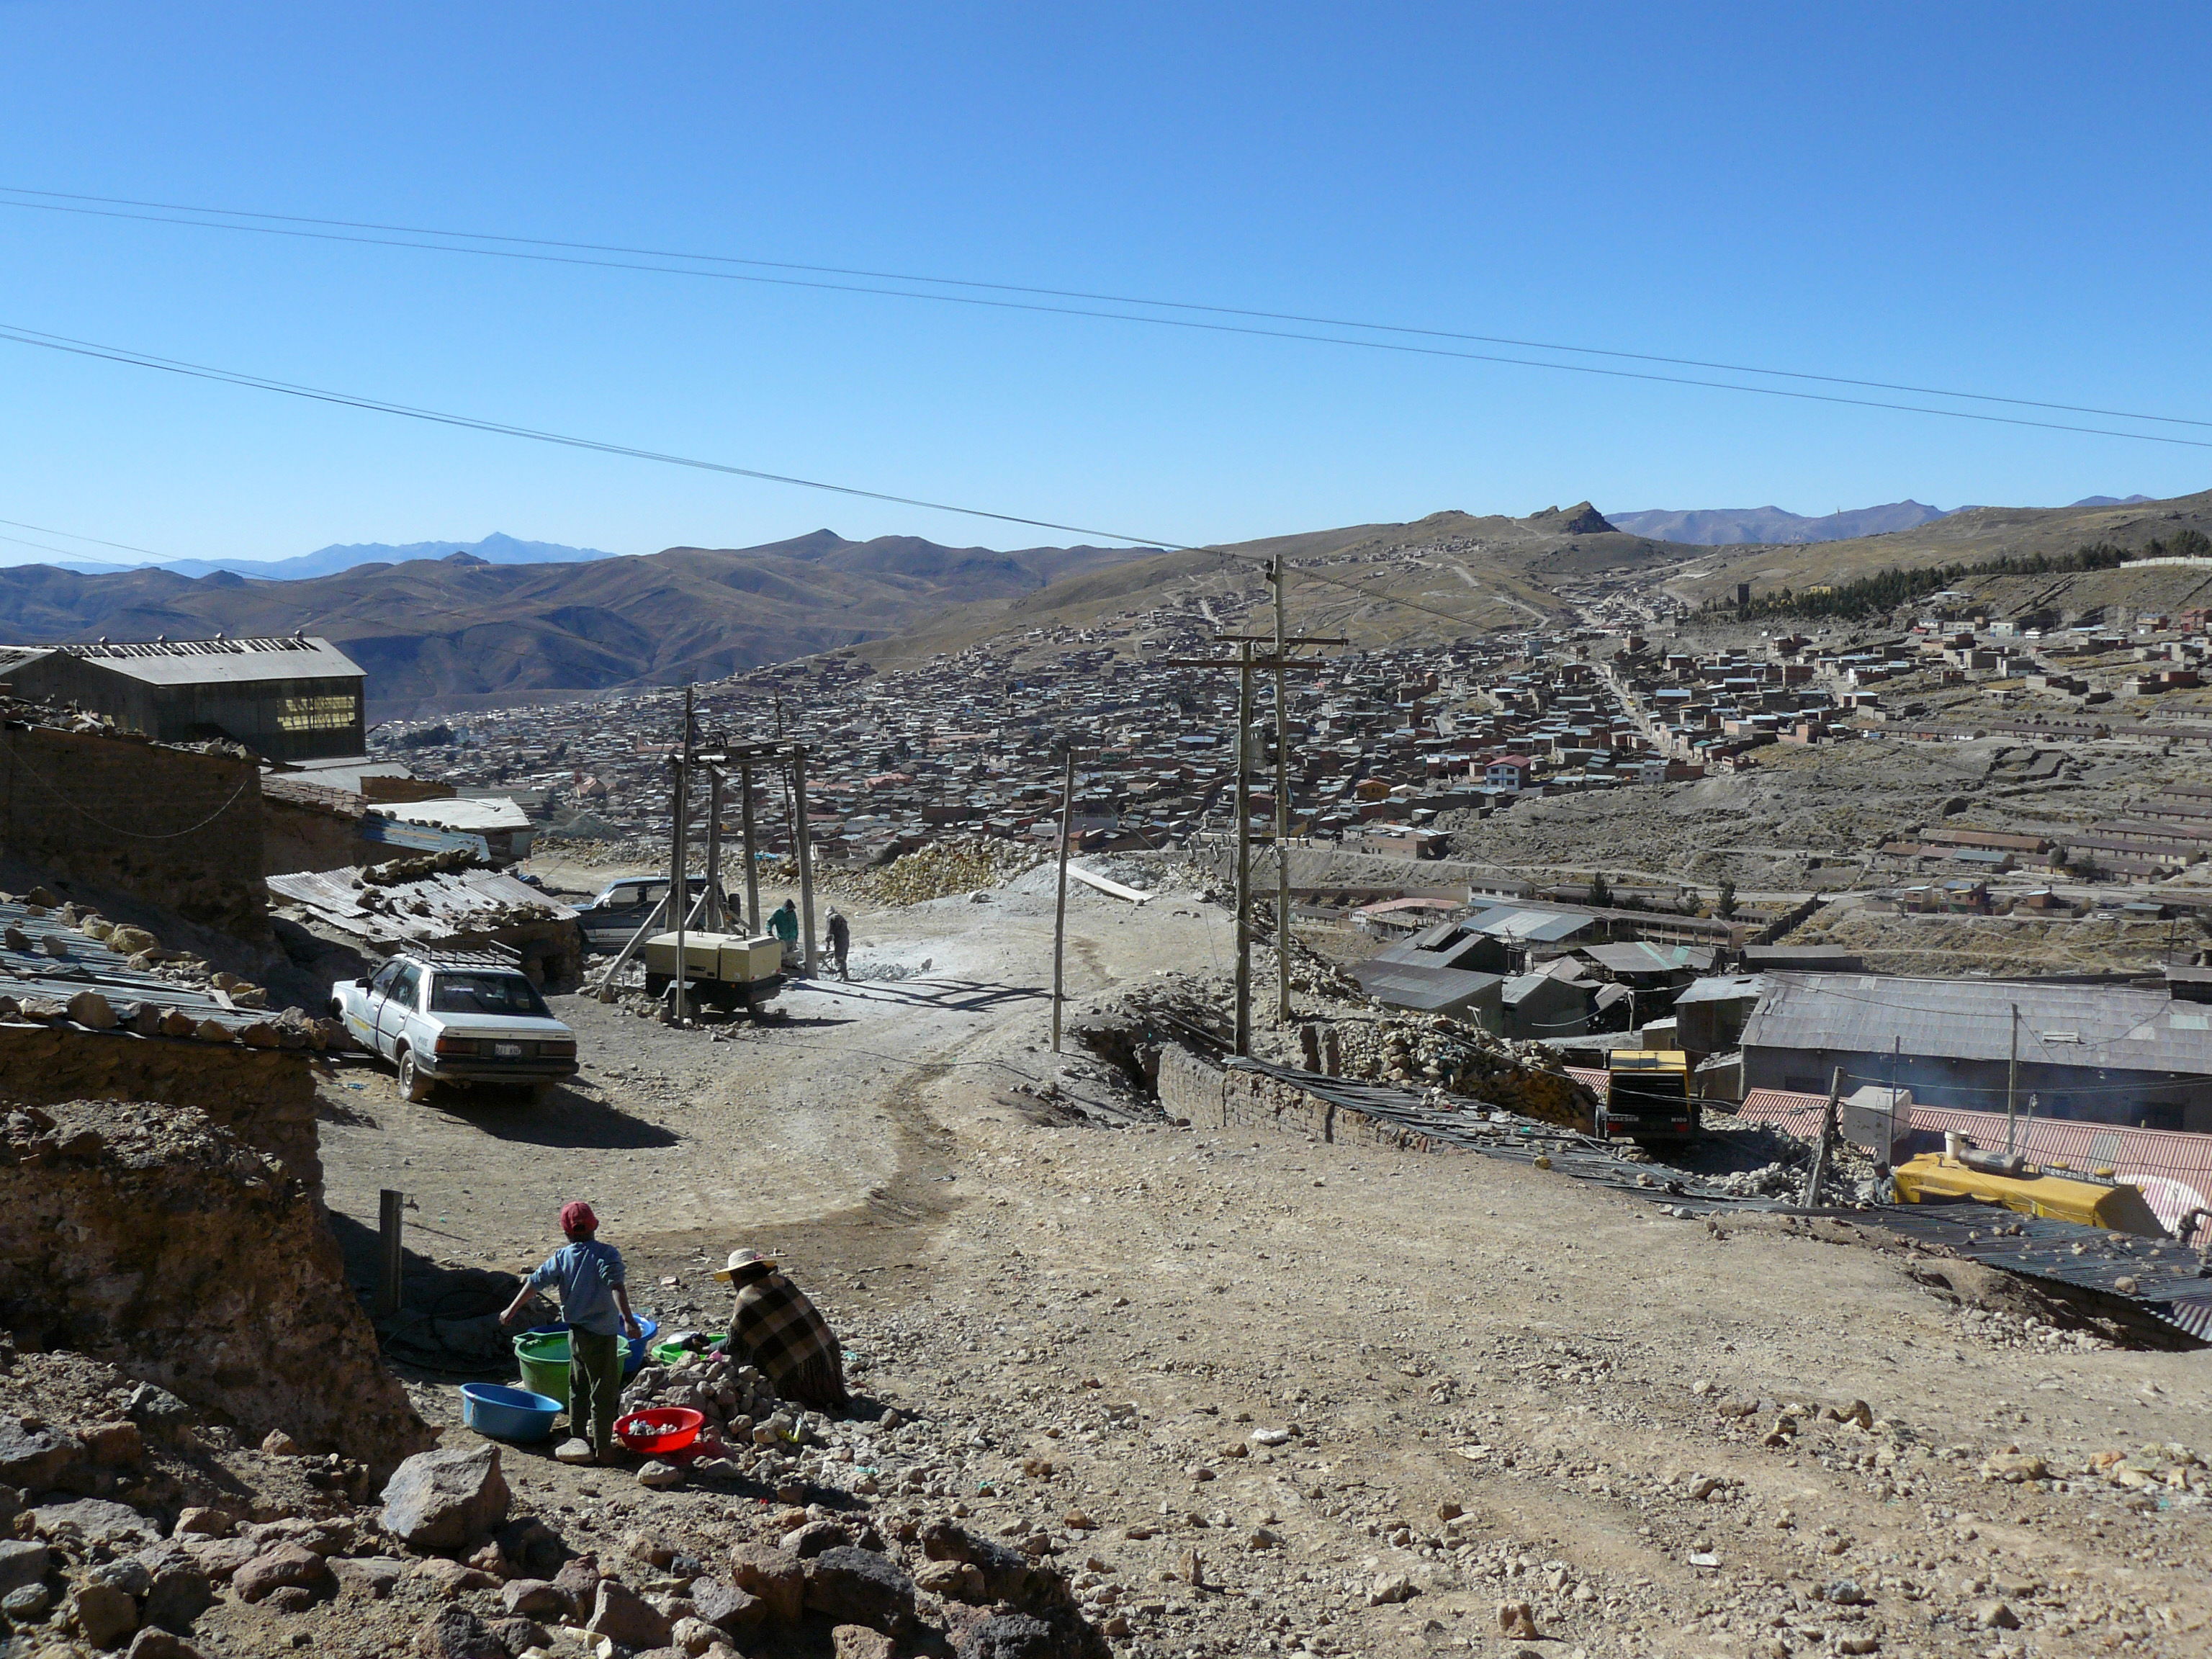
xmin=0 ymin=637 xmax=366 ymax=763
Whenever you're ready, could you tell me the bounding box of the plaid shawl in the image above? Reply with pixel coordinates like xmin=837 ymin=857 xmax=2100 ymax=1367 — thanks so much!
xmin=727 ymin=1267 xmax=849 ymax=1413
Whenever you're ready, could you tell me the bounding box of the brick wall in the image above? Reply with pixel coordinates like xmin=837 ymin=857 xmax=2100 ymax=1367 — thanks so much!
xmin=0 ymin=725 xmax=268 ymax=938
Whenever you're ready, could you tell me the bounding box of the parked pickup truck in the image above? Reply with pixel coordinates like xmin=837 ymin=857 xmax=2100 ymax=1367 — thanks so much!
xmin=332 ymin=950 xmax=579 ymax=1102
xmin=575 ymin=876 xmax=709 ymax=953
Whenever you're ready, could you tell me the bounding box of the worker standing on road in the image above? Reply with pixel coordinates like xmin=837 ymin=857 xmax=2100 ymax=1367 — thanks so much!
xmin=714 ymin=1249 xmax=850 ymax=1414
xmin=826 ymin=907 xmax=851 ymax=980
xmin=770 ymin=896 xmax=801 ymax=971
xmin=500 ymin=1201 xmax=642 ymax=1464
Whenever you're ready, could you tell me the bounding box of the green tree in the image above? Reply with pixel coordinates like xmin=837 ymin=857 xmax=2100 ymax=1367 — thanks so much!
xmin=1588 ymin=871 xmax=1612 ymax=908
xmin=1716 ymin=879 xmax=1738 ymax=919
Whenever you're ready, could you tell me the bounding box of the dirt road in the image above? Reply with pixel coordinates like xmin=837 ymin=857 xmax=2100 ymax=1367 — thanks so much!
xmin=317 ymin=869 xmax=2212 ymax=1658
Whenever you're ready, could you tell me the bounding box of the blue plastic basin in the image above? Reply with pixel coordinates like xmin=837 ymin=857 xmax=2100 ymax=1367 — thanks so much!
xmin=460 ymin=1382 xmax=563 ymax=1443
xmin=523 ymin=1316 xmax=658 ymax=1376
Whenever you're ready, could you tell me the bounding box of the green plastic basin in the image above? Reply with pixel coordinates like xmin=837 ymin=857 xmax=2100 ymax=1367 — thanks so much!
xmin=513 ymin=1333 xmax=570 ymax=1414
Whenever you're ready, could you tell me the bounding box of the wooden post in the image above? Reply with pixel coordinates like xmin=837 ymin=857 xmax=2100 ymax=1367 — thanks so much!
xmin=1051 ymin=747 xmax=1075 ymax=1053
xmin=1802 ymin=1065 xmax=1843 ymax=1207
xmin=703 ymin=767 xmax=725 ymax=932
xmin=2006 ymin=1002 xmax=2020 ymax=1154
xmin=669 ymin=691 xmax=691 ymax=1024
xmin=376 ymin=1188 xmax=405 ymax=1317
xmin=739 ymin=759 xmax=760 ymax=934
xmin=1233 ymin=641 xmax=1254 ymax=1057
xmin=1271 ymin=558 xmax=1292 ymax=1022
xmin=793 ymin=743 xmax=817 ymax=978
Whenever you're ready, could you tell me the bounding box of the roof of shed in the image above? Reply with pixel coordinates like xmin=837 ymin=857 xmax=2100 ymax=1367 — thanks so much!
xmin=1740 ymin=972 xmax=2212 ymax=1074
xmin=27 ymin=637 xmax=364 ymax=686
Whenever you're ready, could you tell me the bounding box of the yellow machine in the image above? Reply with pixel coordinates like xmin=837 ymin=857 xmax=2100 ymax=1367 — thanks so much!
xmin=1892 ymin=1148 xmax=2167 ymax=1237
xmin=1602 ymin=1049 xmax=1699 ymax=1143
xmin=640 ymin=930 xmax=785 ymax=1015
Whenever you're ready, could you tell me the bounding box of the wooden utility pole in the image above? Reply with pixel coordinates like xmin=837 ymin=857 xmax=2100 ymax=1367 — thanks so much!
xmin=376 ymin=1189 xmax=405 ymax=1317
xmin=739 ymin=759 xmax=760 ymax=933
xmin=793 ymin=742 xmax=818 ymax=978
xmin=1802 ymin=1065 xmax=1843 ymax=1206
xmin=1159 ymin=632 xmax=1348 ymax=1059
xmin=1270 ymin=559 xmax=1294 ymax=1021
xmin=2007 ymin=1002 xmax=2020 ymax=1154
xmin=1051 ymin=747 xmax=1076 ymax=1053
xmin=669 ymin=687 xmax=693 ymax=1023
xmin=703 ymin=766 xmax=726 ymax=931
xmin=1233 ymin=642 xmax=1255 ymax=1053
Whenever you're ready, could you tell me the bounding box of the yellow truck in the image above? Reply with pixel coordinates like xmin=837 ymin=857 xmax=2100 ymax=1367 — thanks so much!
xmin=640 ymin=930 xmax=786 ymax=1017
xmin=1892 ymin=1146 xmax=2167 ymax=1237
xmin=1603 ymin=1049 xmax=1700 ymax=1145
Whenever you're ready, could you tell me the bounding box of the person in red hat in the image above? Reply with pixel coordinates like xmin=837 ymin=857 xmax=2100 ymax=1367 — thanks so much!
xmin=502 ymin=1201 xmax=642 ymax=1462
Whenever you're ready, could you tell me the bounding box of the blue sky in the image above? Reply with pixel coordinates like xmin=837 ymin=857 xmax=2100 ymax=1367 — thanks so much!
xmin=1 ymin=1 xmax=2208 ymax=566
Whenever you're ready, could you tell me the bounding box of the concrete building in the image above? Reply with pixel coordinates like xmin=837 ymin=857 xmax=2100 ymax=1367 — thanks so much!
xmin=0 ymin=637 xmax=366 ymax=763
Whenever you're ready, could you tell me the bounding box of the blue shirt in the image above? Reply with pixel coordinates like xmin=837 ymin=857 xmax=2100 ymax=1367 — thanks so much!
xmin=529 ymin=1239 xmax=626 ymax=1336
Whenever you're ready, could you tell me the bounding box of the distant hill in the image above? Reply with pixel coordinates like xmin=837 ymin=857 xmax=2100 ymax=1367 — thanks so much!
xmin=46 ymin=531 xmax=615 ymax=581
xmin=1607 ymin=501 xmax=1953 ymax=544
xmin=1676 ymin=486 xmax=2212 ymax=607
xmin=0 ymin=531 xmax=1155 ymax=717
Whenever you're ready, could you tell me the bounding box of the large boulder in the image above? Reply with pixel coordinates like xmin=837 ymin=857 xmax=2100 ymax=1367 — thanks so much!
xmin=803 ymin=1547 xmax=915 ymax=1635
xmin=0 ymin=1541 xmax=48 ymax=1597
xmin=691 ymin=1575 xmax=765 ymax=1635
xmin=232 ymin=1545 xmax=329 ymax=1604
xmin=380 ymin=1444 xmax=510 ymax=1552
xmin=920 ymin=1521 xmax=1074 ymax=1614
xmin=415 ymin=1605 xmax=506 ymax=1659
xmin=73 ymin=1581 xmax=140 ymax=1647
xmin=727 ymin=1542 xmax=804 ymax=1624
xmin=586 ymin=1580 xmax=673 ymax=1650
xmin=949 ymin=1609 xmax=1112 ymax=1659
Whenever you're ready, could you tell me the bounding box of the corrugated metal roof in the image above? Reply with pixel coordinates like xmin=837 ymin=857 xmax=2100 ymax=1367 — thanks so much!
xmin=1466 ymin=904 xmax=1596 ymax=943
xmin=266 ymin=866 xmax=577 ymax=950
xmin=1349 ymin=959 xmax=1503 ymax=1013
xmin=22 ymin=637 xmax=364 ymax=686
xmin=1741 ymin=972 xmax=2212 ymax=1075
xmin=0 ymin=899 xmax=269 ymax=1037
xmin=1737 ymin=1086 xmax=2212 ymax=1238
xmin=1583 ymin=940 xmax=1714 ymax=974
xmin=1674 ymin=973 xmax=1766 ymax=1007
xmin=386 ymin=796 xmax=532 ymax=833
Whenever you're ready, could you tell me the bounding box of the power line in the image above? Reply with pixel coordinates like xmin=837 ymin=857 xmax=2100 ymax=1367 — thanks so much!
xmin=6 ymin=185 xmax=2212 ymax=446
xmin=0 ymin=516 xmax=167 ymax=560
xmin=0 ymin=318 xmax=1516 ymax=643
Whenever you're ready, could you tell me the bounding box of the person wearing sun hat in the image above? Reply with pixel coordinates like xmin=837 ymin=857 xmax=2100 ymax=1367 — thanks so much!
xmin=716 ymin=1248 xmax=850 ymax=1413
xmin=501 ymin=1200 xmax=642 ymax=1462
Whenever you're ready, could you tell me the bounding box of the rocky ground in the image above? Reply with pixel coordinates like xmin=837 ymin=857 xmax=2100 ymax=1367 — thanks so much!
xmin=4 ymin=859 xmax=2210 ymax=1659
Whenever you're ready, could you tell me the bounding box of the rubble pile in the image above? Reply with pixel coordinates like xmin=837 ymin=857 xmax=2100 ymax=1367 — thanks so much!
xmin=1701 ymin=1124 xmax=1888 ymax=1206
xmin=836 ymin=837 xmax=1051 ymax=907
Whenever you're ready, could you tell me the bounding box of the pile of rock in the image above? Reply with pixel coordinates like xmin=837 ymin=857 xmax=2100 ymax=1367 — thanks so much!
xmin=839 ymin=838 xmax=1051 ymax=908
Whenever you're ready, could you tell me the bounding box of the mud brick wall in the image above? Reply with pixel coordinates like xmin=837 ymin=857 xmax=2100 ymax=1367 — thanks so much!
xmin=0 ymin=1025 xmax=320 ymax=1189
xmin=0 ymin=1097 xmax=430 ymax=1476
xmin=0 ymin=724 xmax=268 ymax=938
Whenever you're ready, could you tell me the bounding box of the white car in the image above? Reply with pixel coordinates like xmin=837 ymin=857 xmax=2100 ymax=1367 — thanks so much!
xmin=333 ymin=951 xmax=579 ymax=1102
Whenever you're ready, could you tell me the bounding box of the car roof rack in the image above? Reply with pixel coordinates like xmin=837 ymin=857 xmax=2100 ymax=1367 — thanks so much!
xmin=410 ymin=943 xmax=523 ymax=970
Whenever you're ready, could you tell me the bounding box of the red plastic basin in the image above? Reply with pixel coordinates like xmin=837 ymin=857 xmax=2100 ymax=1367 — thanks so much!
xmin=613 ymin=1407 xmax=703 ymax=1455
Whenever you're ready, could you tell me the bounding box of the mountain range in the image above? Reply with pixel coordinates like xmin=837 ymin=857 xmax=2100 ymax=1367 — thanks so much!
xmin=0 ymin=531 xmax=1155 ymax=716
xmin=44 ymin=531 xmax=613 ymax=581
xmin=1609 ymin=495 xmax=2156 ymax=546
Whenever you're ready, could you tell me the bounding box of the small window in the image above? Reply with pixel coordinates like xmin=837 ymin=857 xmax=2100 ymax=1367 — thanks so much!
xmin=370 ymin=961 xmax=403 ymax=995
xmin=390 ymin=965 xmax=422 ymax=1007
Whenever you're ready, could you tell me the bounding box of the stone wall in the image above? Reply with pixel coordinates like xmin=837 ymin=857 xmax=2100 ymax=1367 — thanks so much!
xmin=0 ymin=725 xmax=268 ymax=938
xmin=1156 ymin=1043 xmax=1492 ymax=1158
xmin=0 ymin=1024 xmax=321 ymax=1187
xmin=0 ymin=1097 xmax=431 ymax=1476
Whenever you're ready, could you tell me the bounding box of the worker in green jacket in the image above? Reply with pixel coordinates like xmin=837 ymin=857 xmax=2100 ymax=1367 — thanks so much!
xmin=770 ymin=896 xmax=800 ymax=969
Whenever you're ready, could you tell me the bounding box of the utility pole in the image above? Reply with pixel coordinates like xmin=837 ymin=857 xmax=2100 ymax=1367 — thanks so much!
xmin=738 ymin=759 xmax=760 ymax=934
xmin=1233 ymin=641 xmax=1254 ymax=1056
xmin=2007 ymin=1002 xmax=2020 ymax=1154
xmin=1802 ymin=1065 xmax=1843 ymax=1207
xmin=1051 ymin=747 xmax=1076 ymax=1053
xmin=1270 ymin=558 xmax=1293 ymax=1022
xmin=703 ymin=765 xmax=725 ymax=932
xmin=669 ymin=686 xmax=693 ymax=1024
xmin=1157 ymin=632 xmax=1349 ymax=1059
xmin=793 ymin=742 xmax=818 ymax=978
